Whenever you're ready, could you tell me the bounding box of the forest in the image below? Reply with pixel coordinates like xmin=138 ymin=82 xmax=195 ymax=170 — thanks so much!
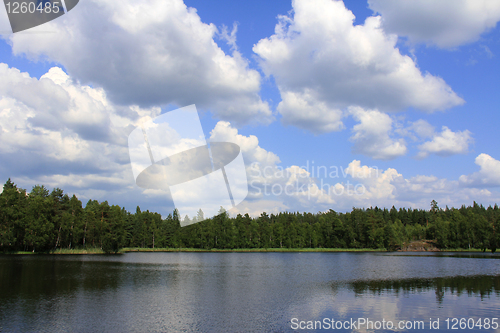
xmin=0 ymin=178 xmax=499 ymax=253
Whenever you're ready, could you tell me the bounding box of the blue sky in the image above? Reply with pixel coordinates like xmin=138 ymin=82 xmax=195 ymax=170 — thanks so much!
xmin=1 ymin=0 xmax=500 ymax=217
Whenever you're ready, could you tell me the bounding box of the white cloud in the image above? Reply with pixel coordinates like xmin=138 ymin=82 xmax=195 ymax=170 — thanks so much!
xmin=207 ymin=123 xmax=496 ymax=214
xmin=369 ymin=0 xmax=500 ymax=48
xmin=459 ymin=154 xmax=500 ymax=187
xmin=0 ymin=64 xmax=135 ymax=153
xmin=345 ymin=160 xmax=401 ymax=200
xmin=407 ymin=119 xmax=435 ymax=139
xmin=277 ymin=90 xmax=344 ymax=134
xmin=417 ymin=126 xmax=472 ymax=158
xmin=209 ymin=121 xmax=288 ymax=209
xmin=0 ymin=64 xmax=276 ymax=217
xmin=209 ymin=121 xmax=280 ymax=168
xmin=242 ymin=157 xmax=497 ymax=214
xmin=394 ymin=119 xmax=474 ymax=159
xmin=206 ymin=123 xmax=495 ymax=212
xmin=253 ymin=0 xmax=464 ymax=133
xmin=5 ymin=0 xmax=271 ymax=126
xmin=229 ymin=200 xmax=289 ymax=218
xmin=0 ymin=66 xmax=497 ymax=216
xmin=0 ymin=64 xmax=166 ymax=208
xmin=349 ymin=107 xmax=407 ymax=160
xmin=395 ymin=119 xmax=436 ymax=141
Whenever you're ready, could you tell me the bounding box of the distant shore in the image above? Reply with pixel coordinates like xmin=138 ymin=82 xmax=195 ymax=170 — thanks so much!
xmin=1 ymin=247 xmax=489 ymax=255
xmin=121 ymin=247 xmax=387 ymax=253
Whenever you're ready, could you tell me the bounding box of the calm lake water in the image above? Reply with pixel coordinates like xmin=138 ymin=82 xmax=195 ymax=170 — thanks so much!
xmin=1 ymin=252 xmax=500 ymax=332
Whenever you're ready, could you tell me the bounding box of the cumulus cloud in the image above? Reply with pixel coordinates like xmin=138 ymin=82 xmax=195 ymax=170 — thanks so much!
xmin=417 ymin=126 xmax=472 ymax=158
xmin=209 ymin=121 xmax=287 ymax=207
xmin=407 ymin=119 xmax=435 ymax=140
xmin=0 ymin=64 xmax=275 ymax=217
xmin=253 ymin=0 xmax=464 ymax=133
xmin=4 ymin=0 xmax=271 ymax=126
xmin=349 ymin=107 xmax=407 ymax=160
xmin=208 ymin=123 xmax=494 ymax=215
xmin=0 ymin=64 xmax=167 ymax=209
xmin=277 ymin=90 xmax=344 ymax=134
xmin=0 ymin=64 xmax=138 ymax=155
xmin=209 ymin=121 xmax=280 ymax=168
xmin=241 ymin=157 xmax=497 ymax=214
xmin=459 ymin=154 xmax=500 ymax=187
xmin=211 ymin=121 xmax=497 ymax=213
xmin=0 ymin=67 xmax=497 ymax=216
xmin=368 ymin=0 xmax=500 ymax=48
xmin=395 ymin=119 xmax=436 ymax=142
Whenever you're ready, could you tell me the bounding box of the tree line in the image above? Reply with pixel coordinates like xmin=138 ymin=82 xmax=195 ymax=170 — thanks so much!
xmin=1 ymin=179 xmax=499 ymax=253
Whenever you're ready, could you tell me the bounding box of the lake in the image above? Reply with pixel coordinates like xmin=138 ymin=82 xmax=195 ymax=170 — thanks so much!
xmin=1 ymin=252 xmax=500 ymax=332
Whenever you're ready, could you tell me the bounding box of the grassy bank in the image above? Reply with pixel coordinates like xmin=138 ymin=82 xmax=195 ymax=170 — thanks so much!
xmin=50 ymin=248 xmax=106 ymax=254
xmin=1 ymin=248 xmax=106 ymax=255
xmin=2 ymin=247 xmax=388 ymax=254
xmin=120 ymin=247 xmax=495 ymax=253
xmin=121 ymin=247 xmax=387 ymax=253
xmin=441 ymin=248 xmax=486 ymax=252
xmin=2 ymin=247 xmax=495 ymax=255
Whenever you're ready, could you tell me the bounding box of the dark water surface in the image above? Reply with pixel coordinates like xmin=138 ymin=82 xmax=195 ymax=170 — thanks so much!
xmin=1 ymin=252 xmax=500 ymax=332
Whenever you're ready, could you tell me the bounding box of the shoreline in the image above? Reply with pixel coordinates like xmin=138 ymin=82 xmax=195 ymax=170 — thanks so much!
xmin=1 ymin=247 xmax=489 ymax=255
